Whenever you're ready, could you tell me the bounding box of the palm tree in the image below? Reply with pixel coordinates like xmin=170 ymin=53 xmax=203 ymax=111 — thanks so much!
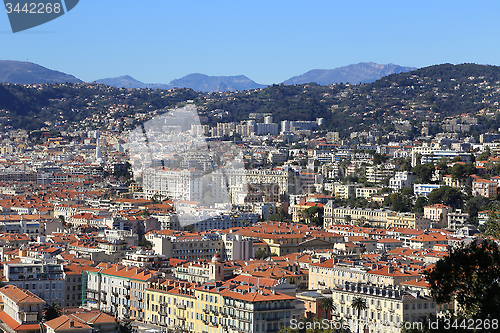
xmin=351 ymin=296 xmax=368 ymax=333
xmin=319 ymin=296 xmax=336 ymax=319
xmin=43 ymin=302 xmax=61 ymax=321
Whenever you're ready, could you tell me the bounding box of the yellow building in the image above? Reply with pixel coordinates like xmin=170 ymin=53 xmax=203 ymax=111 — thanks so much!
xmin=145 ymin=280 xmax=197 ymax=331
xmin=386 ymin=212 xmax=431 ymax=230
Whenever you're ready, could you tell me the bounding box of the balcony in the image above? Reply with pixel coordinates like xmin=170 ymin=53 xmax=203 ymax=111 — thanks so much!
xmin=211 ymin=308 xmax=219 ymax=315
xmin=202 ymin=308 xmax=210 ymax=314
xmin=176 ymin=314 xmax=186 ymax=320
xmin=87 ymin=296 xmax=98 ymax=303
xmin=20 ymin=312 xmax=39 ymax=323
xmin=176 ymin=304 xmax=186 ymax=310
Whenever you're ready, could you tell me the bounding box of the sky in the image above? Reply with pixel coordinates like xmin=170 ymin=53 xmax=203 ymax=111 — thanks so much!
xmin=1 ymin=0 xmax=500 ymax=85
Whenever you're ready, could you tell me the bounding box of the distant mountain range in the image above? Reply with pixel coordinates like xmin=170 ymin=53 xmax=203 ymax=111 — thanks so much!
xmin=0 ymin=60 xmax=82 ymax=84
xmin=0 ymin=60 xmax=416 ymax=92
xmin=95 ymin=73 xmax=266 ymax=92
xmin=283 ymin=62 xmax=417 ymax=85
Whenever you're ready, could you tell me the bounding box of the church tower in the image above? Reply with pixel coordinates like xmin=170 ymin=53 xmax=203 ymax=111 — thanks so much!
xmin=209 ymin=253 xmax=224 ymax=281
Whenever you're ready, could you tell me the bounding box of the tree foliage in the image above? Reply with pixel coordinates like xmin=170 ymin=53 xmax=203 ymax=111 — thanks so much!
xmin=43 ymin=302 xmax=61 ymax=321
xmin=427 ymin=186 xmax=463 ymax=209
xmin=424 ymin=239 xmax=500 ymax=320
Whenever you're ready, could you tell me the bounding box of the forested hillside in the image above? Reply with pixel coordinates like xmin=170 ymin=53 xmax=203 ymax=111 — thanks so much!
xmin=1 ymin=63 xmax=500 ymax=135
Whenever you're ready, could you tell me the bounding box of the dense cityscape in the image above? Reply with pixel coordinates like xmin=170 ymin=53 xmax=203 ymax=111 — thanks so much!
xmin=1 ymin=64 xmax=500 ymax=333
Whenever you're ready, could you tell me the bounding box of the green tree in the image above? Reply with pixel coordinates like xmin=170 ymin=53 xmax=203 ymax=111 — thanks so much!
xmin=424 ymin=239 xmax=500 ymax=321
xmin=465 ymin=195 xmax=489 ymax=222
xmin=413 ymin=196 xmax=428 ymax=213
xmin=372 ymin=153 xmax=387 ymax=165
xmin=318 ymin=296 xmax=336 ymax=319
xmin=43 ymin=302 xmax=61 ymax=321
xmin=254 ymin=248 xmax=268 ymax=260
xmin=478 ymin=147 xmax=491 ymax=161
xmin=304 ymin=206 xmax=324 ymax=227
xmin=481 ymin=215 xmax=500 ymax=239
xmin=138 ymin=237 xmax=153 ymax=249
xmin=427 ymin=186 xmax=463 ymax=209
xmin=412 ymin=163 xmax=434 ymax=183
xmin=351 ymin=297 xmax=368 ymax=333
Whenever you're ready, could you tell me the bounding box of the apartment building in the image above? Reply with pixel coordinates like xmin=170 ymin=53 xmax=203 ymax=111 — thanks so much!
xmin=193 ymin=280 xmax=295 ymax=333
xmin=413 ymin=183 xmax=443 ymax=197
xmin=224 ymin=222 xmax=339 ymax=256
xmin=146 ymin=279 xmax=197 ymax=330
xmin=216 ymin=167 xmax=301 ymax=197
xmin=84 ymin=263 xmax=159 ymax=320
xmin=0 ymin=285 xmax=45 ymax=333
xmin=423 ymin=204 xmax=451 ymax=228
xmin=366 ymin=164 xmax=395 ymax=184
xmin=172 ymin=254 xmax=236 ymax=283
xmin=472 ymin=178 xmax=498 ymax=198
xmin=328 ymin=282 xmax=436 ymax=333
xmin=333 ymin=183 xmax=358 ymax=199
xmin=411 ymin=145 xmax=471 ymax=167
xmin=188 ymin=212 xmax=259 ymax=232
xmin=147 ymin=230 xmax=225 ymax=261
xmin=389 ymin=171 xmax=417 ymax=191
xmin=3 ymin=258 xmax=66 ymax=306
xmin=386 ymin=212 xmax=431 ymax=230
xmin=323 ymin=205 xmax=391 ymax=228
xmin=142 ymin=167 xmax=203 ymax=201
xmin=447 ymin=209 xmax=469 ymax=230
xmin=309 ymin=260 xmax=420 ymax=290
xmin=355 ymin=187 xmax=382 ymax=199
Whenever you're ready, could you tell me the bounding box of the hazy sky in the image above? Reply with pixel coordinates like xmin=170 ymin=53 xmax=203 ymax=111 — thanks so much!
xmin=1 ymin=0 xmax=499 ymax=84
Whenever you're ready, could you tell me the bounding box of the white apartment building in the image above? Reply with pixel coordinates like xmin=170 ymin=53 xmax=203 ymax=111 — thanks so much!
xmin=411 ymin=145 xmax=471 ymax=167
xmin=333 ymin=183 xmax=359 ymax=199
xmin=213 ymin=167 xmax=301 ymax=197
xmin=413 ymin=184 xmax=442 ymax=197
xmin=366 ymin=164 xmax=396 ymax=184
xmin=328 ymin=282 xmax=437 ymax=333
xmin=142 ymin=167 xmax=202 ymax=201
xmin=389 ymin=171 xmax=417 ymax=191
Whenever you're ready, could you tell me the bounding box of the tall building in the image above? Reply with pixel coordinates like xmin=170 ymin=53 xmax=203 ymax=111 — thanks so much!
xmin=3 ymin=258 xmax=66 ymax=306
xmin=142 ymin=167 xmax=203 ymax=201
